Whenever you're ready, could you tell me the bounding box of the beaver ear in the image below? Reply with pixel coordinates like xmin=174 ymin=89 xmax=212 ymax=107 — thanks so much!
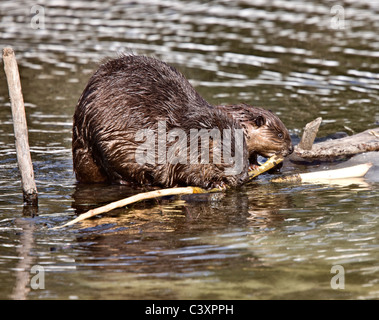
xmin=255 ymin=115 xmax=265 ymax=127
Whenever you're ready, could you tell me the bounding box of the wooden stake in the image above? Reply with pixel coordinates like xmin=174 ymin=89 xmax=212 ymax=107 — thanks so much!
xmin=3 ymin=47 xmax=38 ymax=206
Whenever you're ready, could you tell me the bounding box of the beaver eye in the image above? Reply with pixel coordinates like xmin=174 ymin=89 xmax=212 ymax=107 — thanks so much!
xmin=278 ymin=133 xmax=283 ymax=139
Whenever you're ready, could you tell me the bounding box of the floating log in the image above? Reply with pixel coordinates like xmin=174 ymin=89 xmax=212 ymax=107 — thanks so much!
xmin=293 ymin=127 xmax=379 ymax=161
xmin=3 ymin=47 xmax=38 ymax=206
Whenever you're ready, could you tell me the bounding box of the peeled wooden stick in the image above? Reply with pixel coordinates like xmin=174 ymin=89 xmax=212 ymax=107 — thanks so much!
xmin=248 ymin=154 xmax=284 ymax=179
xmin=3 ymin=47 xmax=38 ymax=206
xmin=271 ymin=163 xmax=373 ymax=183
xmin=52 ymin=186 xmax=208 ymax=229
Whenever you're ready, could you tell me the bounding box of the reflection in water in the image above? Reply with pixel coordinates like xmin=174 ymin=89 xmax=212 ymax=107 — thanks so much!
xmin=0 ymin=0 xmax=378 ymax=299
xmin=10 ymin=218 xmax=35 ymax=300
xmin=70 ymin=183 xmax=289 ymax=276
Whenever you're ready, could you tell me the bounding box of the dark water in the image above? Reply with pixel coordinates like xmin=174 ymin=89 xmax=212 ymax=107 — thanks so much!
xmin=1 ymin=0 xmax=379 ymax=300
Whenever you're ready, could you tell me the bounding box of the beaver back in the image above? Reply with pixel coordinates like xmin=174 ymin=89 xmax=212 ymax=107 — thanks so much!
xmin=73 ymin=55 xmax=250 ymax=188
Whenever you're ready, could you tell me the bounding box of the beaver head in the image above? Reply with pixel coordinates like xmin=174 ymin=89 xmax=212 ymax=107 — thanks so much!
xmin=215 ymin=104 xmax=293 ymax=160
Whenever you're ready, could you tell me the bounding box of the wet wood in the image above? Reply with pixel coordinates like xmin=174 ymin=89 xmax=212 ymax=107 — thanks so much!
xmin=272 ymin=163 xmax=373 ymax=184
xmin=293 ymin=127 xmax=379 ymax=161
xmin=248 ymin=154 xmax=283 ymax=179
xmin=3 ymin=47 xmax=38 ymax=206
xmin=298 ymin=117 xmax=322 ymax=150
xmin=52 ymin=186 xmax=209 ymax=229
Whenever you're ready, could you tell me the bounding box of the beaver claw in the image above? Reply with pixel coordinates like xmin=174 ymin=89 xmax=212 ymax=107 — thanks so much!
xmin=249 ymin=163 xmax=260 ymax=171
xmin=213 ymin=181 xmax=228 ymax=191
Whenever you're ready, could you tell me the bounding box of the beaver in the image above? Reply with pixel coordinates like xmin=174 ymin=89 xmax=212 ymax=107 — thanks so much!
xmin=72 ymin=55 xmax=293 ymax=189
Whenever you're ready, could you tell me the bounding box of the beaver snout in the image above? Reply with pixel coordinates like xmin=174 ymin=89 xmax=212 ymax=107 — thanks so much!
xmin=288 ymin=144 xmax=294 ymax=155
xmin=278 ymin=144 xmax=294 ymax=157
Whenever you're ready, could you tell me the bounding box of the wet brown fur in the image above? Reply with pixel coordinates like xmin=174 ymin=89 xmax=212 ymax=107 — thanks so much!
xmin=72 ymin=55 xmax=292 ymax=188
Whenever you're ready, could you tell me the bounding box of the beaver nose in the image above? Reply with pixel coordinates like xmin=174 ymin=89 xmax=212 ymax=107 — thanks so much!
xmin=281 ymin=144 xmax=294 ymax=157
